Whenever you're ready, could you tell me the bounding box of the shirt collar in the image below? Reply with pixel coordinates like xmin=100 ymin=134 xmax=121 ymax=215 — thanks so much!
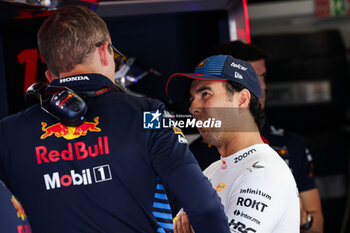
xmin=47 ymin=73 xmax=117 ymax=92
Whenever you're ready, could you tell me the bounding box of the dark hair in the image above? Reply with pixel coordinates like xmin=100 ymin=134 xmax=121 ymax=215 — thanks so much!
xmin=37 ymin=5 xmax=110 ymax=77
xmin=214 ymin=40 xmax=268 ymax=62
xmin=224 ymin=81 xmax=265 ymax=130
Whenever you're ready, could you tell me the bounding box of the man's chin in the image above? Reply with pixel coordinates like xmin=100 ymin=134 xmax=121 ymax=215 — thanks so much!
xmin=198 ymin=128 xmax=209 ymax=136
xmin=199 ymin=129 xmax=215 ymax=145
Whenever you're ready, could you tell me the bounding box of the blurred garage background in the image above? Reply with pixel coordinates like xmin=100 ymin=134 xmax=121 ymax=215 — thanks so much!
xmin=0 ymin=0 xmax=349 ymax=232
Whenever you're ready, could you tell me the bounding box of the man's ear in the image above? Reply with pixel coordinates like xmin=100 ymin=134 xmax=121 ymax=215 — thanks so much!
xmin=45 ymin=69 xmax=56 ymax=82
xmin=237 ymin=89 xmax=251 ymax=107
xmin=96 ymin=41 xmax=110 ymax=67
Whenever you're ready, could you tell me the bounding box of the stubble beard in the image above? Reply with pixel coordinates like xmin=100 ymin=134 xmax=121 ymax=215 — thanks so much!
xmin=199 ymin=128 xmax=221 ymax=148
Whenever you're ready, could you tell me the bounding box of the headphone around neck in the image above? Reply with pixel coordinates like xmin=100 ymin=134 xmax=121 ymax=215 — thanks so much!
xmin=25 ymin=82 xmax=88 ymax=126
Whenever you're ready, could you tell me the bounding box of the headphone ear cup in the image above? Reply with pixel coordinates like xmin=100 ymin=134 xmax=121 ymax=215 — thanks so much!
xmin=49 ymin=90 xmax=87 ymax=126
xmin=25 ymin=82 xmax=48 ymax=107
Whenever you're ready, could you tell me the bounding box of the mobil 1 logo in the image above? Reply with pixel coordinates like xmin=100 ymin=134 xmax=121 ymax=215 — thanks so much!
xmin=93 ymin=165 xmax=112 ymax=182
xmin=44 ymin=164 xmax=112 ymax=190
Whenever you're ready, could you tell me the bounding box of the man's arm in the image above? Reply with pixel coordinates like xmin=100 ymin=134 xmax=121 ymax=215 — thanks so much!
xmin=300 ymin=188 xmax=324 ymax=233
xmin=296 ymin=144 xmax=323 ymax=233
xmin=166 ymin=163 xmax=230 ymax=233
xmin=0 ymin=119 xmax=6 ymax=184
xmin=148 ymin=104 xmax=230 ymax=233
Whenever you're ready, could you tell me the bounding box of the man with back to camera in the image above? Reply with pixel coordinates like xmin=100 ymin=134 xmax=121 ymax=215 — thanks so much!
xmin=0 ymin=5 xmax=231 ymax=233
xmin=166 ymin=54 xmax=300 ymax=232
xmin=189 ymin=40 xmax=324 ymax=233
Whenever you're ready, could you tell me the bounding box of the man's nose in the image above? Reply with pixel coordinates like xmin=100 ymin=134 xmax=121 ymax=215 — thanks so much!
xmin=189 ymin=99 xmax=201 ymax=117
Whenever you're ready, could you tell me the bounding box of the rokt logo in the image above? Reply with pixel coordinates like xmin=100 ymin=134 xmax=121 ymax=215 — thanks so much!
xmin=41 ymin=117 xmax=101 ymax=140
xmin=236 ymin=197 xmax=268 ymax=212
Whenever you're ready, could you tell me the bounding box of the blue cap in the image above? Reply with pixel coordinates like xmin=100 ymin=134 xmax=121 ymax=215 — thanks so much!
xmin=166 ymin=55 xmax=262 ymax=103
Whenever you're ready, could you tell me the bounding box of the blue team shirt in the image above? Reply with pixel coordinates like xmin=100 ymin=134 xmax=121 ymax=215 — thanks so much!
xmin=261 ymin=122 xmax=316 ymax=192
xmin=0 ymin=180 xmax=31 ymax=233
xmin=0 ymin=74 xmax=229 ymax=233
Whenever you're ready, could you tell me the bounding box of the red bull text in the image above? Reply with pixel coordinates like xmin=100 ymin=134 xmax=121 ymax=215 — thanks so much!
xmin=35 ymin=136 xmax=109 ymax=164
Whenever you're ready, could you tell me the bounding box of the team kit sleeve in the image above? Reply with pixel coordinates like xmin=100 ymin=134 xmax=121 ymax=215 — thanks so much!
xmin=297 ymin=146 xmax=316 ymax=192
xmin=0 ymin=181 xmax=31 ymax=233
xmin=225 ymin=175 xmax=299 ymax=233
xmin=0 ymin=119 xmax=7 ymax=184
xmin=148 ymin=104 xmax=230 ymax=233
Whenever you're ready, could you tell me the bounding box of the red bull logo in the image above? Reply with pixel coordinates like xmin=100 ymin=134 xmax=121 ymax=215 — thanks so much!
xmin=172 ymin=126 xmax=185 ymax=137
xmin=41 ymin=117 xmax=101 ymax=140
xmin=17 ymin=225 xmax=32 ymax=233
xmin=221 ymin=160 xmax=227 ymax=170
xmin=276 ymin=149 xmax=288 ymax=156
xmin=11 ymin=196 xmax=27 ymax=221
xmin=196 ymin=59 xmax=208 ymax=69
xmin=35 ymin=136 xmax=109 ymax=164
xmin=10 ymin=196 xmax=32 ymax=232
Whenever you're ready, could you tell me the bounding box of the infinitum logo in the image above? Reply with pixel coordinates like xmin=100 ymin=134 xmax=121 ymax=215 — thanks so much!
xmin=240 ymin=188 xmax=271 ymax=200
